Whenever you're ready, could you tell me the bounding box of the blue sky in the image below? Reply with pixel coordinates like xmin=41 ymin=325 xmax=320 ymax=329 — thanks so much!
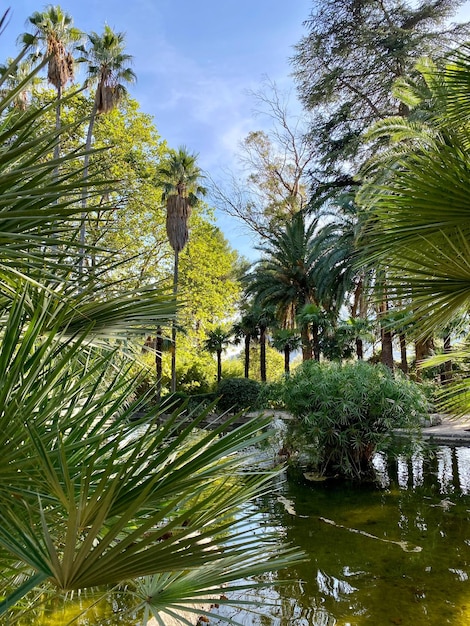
xmin=1 ymin=1 xmax=470 ymax=258
xmin=0 ymin=0 xmax=313 ymax=256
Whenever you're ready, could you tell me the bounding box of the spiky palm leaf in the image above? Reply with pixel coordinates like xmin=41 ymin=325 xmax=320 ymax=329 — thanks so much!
xmin=0 ymin=45 xmax=303 ymax=625
xmin=0 ymin=290 xmax=303 ymax=620
xmin=358 ymin=43 xmax=470 ymax=410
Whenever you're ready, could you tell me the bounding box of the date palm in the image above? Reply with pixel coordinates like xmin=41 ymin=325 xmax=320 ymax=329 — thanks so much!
xmin=245 ymin=211 xmax=323 ymax=362
xmin=158 ymin=146 xmax=206 ymax=392
xmin=78 ymin=25 xmax=136 ymax=273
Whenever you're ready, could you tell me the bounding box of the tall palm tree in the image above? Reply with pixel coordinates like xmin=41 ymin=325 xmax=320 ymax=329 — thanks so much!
xmin=78 ymin=25 xmax=136 ymax=273
xmin=158 ymin=146 xmax=206 ymax=392
xmin=271 ymin=328 xmax=301 ymax=375
xmin=203 ymin=326 xmax=232 ymax=383
xmin=23 ymin=5 xmax=81 ymax=163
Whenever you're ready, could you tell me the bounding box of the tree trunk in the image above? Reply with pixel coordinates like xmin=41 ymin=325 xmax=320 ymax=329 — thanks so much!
xmin=79 ymin=95 xmax=100 ymax=275
xmin=284 ymin=345 xmax=290 ymax=375
xmin=312 ymin=323 xmax=320 ymax=361
xmin=441 ymin=334 xmax=452 ymax=384
xmin=381 ymin=328 xmax=394 ymax=371
xmin=54 ymin=84 xmax=62 ymax=164
xmin=399 ymin=333 xmax=408 ymax=374
xmin=244 ymin=334 xmax=250 ymax=378
xmin=356 ymin=337 xmax=363 ymax=360
xmin=301 ymin=324 xmax=312 ymax=361
xmin=260 ymin=327 xmax=267 ymax=382
xmin=51 ymin=84 xmax=62 ymax=253
xmin=217 ymin=349 xmax=222 ymax=383
xmin=414 ymin=336 xmax=433 ymax=380
xmin=379 ymin=300 xmax=394 ymax=371
xmin=351 ymin=276 xmax=364 ymax=318
xmin=155 ymin=327 xmax=163 ymax=402
xmin=170 ymin=251 xmax=179 ymax=393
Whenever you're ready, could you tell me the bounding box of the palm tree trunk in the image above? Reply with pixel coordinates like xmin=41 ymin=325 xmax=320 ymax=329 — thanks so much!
xmin=260 ymin=327 xmax=267 ymax=382
xmin=441 ymin=334 xmax=452 ymax=384
xmin=155 ymin=327 xmax=163 ymax=402
xmin=379 ymin=300 xmax=394 ymax=371
xmin=301 ymin=325 xmax=312 ymax=361
xmin=217 ymin=349 xmax=222 ymax=383
xmin=54 ymin=84 xmax=62 ymax=166
xmin=356 ymin=337 xmax=364 ymax=360
xmin=399 ymin=333 xmax=408 ymax=374
xmin=244 ymin=334 xmax=250 ymax=378
xmin=51 ymin=84 xmax=62 ymax=253
xmin=284 ymin=345 xmax=290 ymax=375
xmin=79 ymin=96 xmax=99 ymax=275
xmin=312 ymin=323 xmax=320 ymax=361
xmin=171 ymin=251 xmax=179 ymax=393
xmin=414 ymin=336 xmax=433 ymax=380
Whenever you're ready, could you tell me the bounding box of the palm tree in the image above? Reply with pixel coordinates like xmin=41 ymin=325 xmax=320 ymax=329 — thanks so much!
xmin=203 ymin=326 xmax=232 ymax=383
xmin=158 ymin=147 xmax=206 ymax=392
xmin=232 ymin=308 xmax=259 ymax=378
xmin=23 ymin=5 xmax=81 ymax=163
xmin=358 ymin=44 xmax=470 ymax=405
xmin=77 ymin=25 xmax=136 ymax=273
xmin=255 ymin=304 xmax=276 ymax=382
xmin=0 ymin=56 xmax=40 ymax=109
xmin=297 ymin=302 xmax=331 ymax=362
xmin=0 ymin=55 xmax=301 ymax=622
xmin=271 ymin=328 xmax=301 ymax=374
xmin=245 ymin=211 xmax=322 ymax=362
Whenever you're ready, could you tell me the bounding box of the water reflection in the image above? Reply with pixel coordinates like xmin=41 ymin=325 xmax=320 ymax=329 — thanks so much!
xmin=25 ymin=445 xmax=470 ymax=626
xmin=212 ymin=444 xmax=470 ymax=626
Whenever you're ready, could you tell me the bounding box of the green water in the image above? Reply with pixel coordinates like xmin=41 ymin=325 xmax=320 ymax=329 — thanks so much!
xmin=212 ymin=445 xmax=470 ymax=626
xmin=21 ymin=446 xmax=470 ymax=625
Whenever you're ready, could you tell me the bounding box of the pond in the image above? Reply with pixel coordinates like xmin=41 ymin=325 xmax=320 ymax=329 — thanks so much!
xmin=212 ymin=444 xmax=470 ymax=626
xmin=21 ymin=444 xmax=470 ymax=626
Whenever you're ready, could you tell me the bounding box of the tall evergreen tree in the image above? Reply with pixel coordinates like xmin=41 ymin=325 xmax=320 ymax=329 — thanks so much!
xmin=245 ymin=211 xmax=324 ymax=362
xmin=293 ymin=0 xmax=470 ymax=189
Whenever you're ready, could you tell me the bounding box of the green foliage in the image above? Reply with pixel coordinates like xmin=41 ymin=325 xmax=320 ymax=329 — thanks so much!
xmin=217 ymin=377 xmax=263 ymax=413
xmin=221 ymin=358 xmax=245 ymax=380
xmin=257 ymin=379 xmax=286 ymax=410
xmin=0 ymin=49 xmax=303 ymax=623
xmin=293 ymin=0 xmax=469 ymax=181
xmin=280 ymin=361 xmax=428 ymax=480
xmin=245 ymin=343 xmax=285 ymax=382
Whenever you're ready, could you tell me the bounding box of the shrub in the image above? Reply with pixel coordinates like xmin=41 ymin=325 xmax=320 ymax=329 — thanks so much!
xmin=281 ymin=360 xmax=429 ymax=480
xmin=256 ymin=380 xmax=286 ymax=410
xmin=161 ymin=391 xmax=217 ymax=415
xmin=217 ymin=377 xmax=262 ymax=413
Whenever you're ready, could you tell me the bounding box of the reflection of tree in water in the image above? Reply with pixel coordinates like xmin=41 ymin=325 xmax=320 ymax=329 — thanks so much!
xmin=219 ymin=446 xmax=470 ymax=626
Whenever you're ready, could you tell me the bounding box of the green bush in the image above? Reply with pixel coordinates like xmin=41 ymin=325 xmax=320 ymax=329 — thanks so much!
xmin=256 ymin=380 xmax=285 ymax=410
xmin=217 ymin=377 xmax=262 ymax=413
xmin=281 ymin=360 xmax=429 ymax=480
xmin=160 ymin=391 xmax=217 ymax=415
